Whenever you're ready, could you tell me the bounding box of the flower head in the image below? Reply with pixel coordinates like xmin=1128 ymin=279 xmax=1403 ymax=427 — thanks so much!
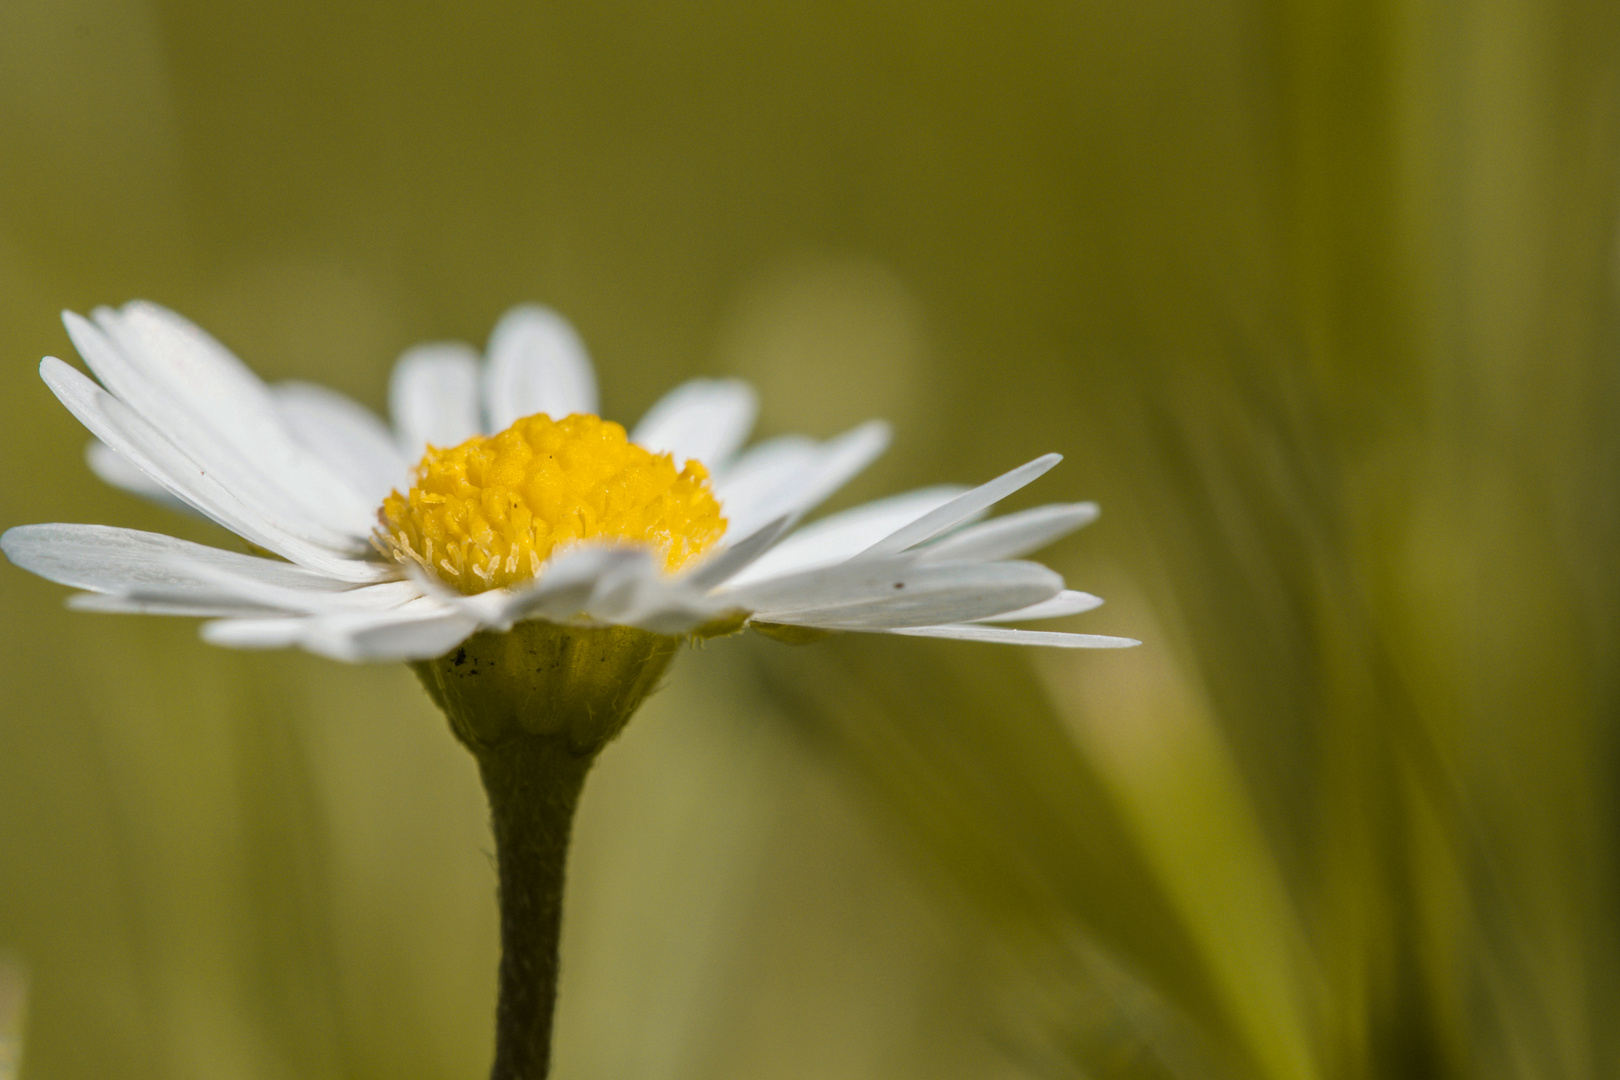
xmin=2 ymin=301 xmax=1137 ymax=661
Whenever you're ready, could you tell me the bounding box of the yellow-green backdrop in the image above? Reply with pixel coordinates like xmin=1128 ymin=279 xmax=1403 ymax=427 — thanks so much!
xmin=2 ymin=1 xmax=1618 ymax=1078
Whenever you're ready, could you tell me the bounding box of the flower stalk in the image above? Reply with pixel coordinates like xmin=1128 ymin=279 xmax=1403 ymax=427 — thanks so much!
xmin=473 ymin=731 xmax=589 ymax=1079
xmin=413 ymin=621 xmax=681 ymax=1080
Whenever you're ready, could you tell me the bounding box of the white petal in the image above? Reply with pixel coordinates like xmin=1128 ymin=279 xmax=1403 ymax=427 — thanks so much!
xmin=537 ymin=546 xmax=725 ymax=632
xmin=723 ymin=487 xmax=965 ymax=588
xmin=491 ymin=545 xmax=649 ymax=624
xmin=483 ymin=304 xmax=598 ymax=430
xmin=735 ymin=558 xmax=1062 ymax=628
xmin=918 ymin=502 xmax=1098 ymax=563
xmin=203 ymin=603 xmax=478 ymax=662
xmin=971 ymin=589 xmax=1104 ymax=622
xmin=201 ymin=617 xmax=310 ymax=649
xmin=78 ymin=305 xmax=376 ymax=540
xmin=305 ymin=608 xmax=479 ymax=662
xmin=620 ymin=604 xmax=727 ymax=636
xmin=86 ymin=440 xmax=195 ymax=515
xmin=780 ymin=420 xmax=890 ymax=515
xmin=887 ymin=624 xmax=1140 ymax=647
xmin=68 ymin=592 xmax=275 ymax=618
xmin=126 ymin=568 xmax=420 ymax=617
xmin=630 ymin=379 xmax=758 ymax=469
xmin=274 ymin=381 xmax=409 ymax=503
xmin=469 ymin=543 xmax=735 ymax=635
xmin=2 ymin=522 xmax=350 ymax=598
xmin=67 ymin=314 xmax=367 ymax=550
xmin=858 ymin=454 xmax=1062 ymax=559
xmin=68 ymin=316 xmax=362 ymax=550
xmin=679 ymin=514 xmax=797 ymax=590
xmin=39 ymin=359 xmax=391 ymax=583
xmin=577 ymin=548 xmax=667 ymax=622
xmin=389 ymin=342 xmax=482 ymax=455
xmin=49 ymin=361 xmax=237 ymax=527
xmin=716 ymin=421 xmax=891 ymax=543
xmin=713 ymin=435 xmax=819 ymax=531
xmin=7 ymin=524 xmax=413 ymax=619
xmin=610 ymin=575 xmax=731 ymax=635
xmin=723 ymin=554 xmax=917 ymax=612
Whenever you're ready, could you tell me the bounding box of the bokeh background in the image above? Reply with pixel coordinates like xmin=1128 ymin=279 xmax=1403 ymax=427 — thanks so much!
xmin=3 ymin=1 xmax=1620 ymax=1078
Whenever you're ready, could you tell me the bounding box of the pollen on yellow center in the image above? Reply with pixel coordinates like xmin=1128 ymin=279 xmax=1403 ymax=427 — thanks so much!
xmin=378 ymin=413 xmax=727 ymax=594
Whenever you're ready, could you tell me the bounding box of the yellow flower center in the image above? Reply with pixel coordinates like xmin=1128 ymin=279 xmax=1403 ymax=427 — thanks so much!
xmin=378 ymin=413 xmax=726 ymax=594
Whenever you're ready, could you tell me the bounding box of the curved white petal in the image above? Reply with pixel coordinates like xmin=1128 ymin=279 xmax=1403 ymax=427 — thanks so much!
xmin=274 ymin=381 xmax=409 ymax=503
xmin=488 ymin=545 xmax=648 ymax=625
xmin=78 ymin=305 xmax=377 ymax=540
xmin=784 ymin=420 xmax=891 ymax=515
xmin=713 ymin=435 xmax=819 ymax=531
xmin=40 ymin=359 xmax=391 ymax=583
xmin=203 ymin=603 xmax=478 ymax=662
xmin=970 ymin=590 xmax=1103 ymax=622
xmin=858 ymin=453 xmax=1062 ymax=559
xmin=483 ymin=304 xmax=597 ymax=430
xmin=717 ymin=421 xmax=891 ymax=542
xmin=576 ymin=548 xmax=666 ymax=623
xmin=630 ymin=378 xmax=758 ymax=469
xmin=679 ymin=514 xmax=796 ymax=590
xmin=609 ymin=574 xmax=731 ymax=635
xmin=515 ymin=546 xmax=727 ymax=633
xmin=735 ymin=558 xmax=1062 ymax=628
xmin=415 ymin=544 xmax=732 ymax=637
xmin=200 ymin=617 xmax=309 ymax=650
xmin=723 ymin=487 xmax=965 ymax=588
xmin=887 ymin=624 xmax=1140 ymax=648
xmin=305 ymin=607 xmax=480 ymax=662
xmin=126 ymin=568 xmax=420 ymax=617
xmin=86 ymin=440 xmax=196 ymax=514
xmin=68 ymin=592 xmax=278 ymax=618
xmin=2 ymin=522 xmax=351 ymax=597
xmin=389 ymin=342 xmax=482 ymax=455
xmin=918 ymin=502 xmax=1098 ymax=564
xmin=68 ymin=313 xmax=370 ymax=546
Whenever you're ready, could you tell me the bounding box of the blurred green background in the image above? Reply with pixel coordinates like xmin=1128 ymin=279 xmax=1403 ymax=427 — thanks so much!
xmin=3 ymin=1 xmax=1619 ymax=1077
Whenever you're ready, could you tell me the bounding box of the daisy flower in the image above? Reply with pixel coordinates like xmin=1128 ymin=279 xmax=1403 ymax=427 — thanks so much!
xmin=2 ymin=299 xmax=1136 ymax=1080
xmin=2 ymin=301 xmax=1136 ymax=661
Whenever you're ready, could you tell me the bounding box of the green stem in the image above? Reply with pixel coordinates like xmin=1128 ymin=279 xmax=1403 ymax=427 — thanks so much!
xmin=472 ymin=732 xmax=592 ymax=1080
xmin=411 ymin=621 xmax=684 ymax=1080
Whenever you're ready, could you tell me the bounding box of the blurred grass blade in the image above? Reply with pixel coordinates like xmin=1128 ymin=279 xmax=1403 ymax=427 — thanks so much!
xmin=0 ymin=956 xmax=27 ymax=1080
xmin=755 ymin=637 xmax=1270 ymax=1079
xmin=1041 ymin=620 xmax=1319 ymax=1080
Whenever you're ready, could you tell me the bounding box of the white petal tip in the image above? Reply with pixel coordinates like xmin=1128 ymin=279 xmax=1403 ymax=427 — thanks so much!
xmin=488 ymin=304 xmax=586 ymax=355
xmin=858 ymin=419 xmax=893 ymax=444
xmin=200 ymin=619 xmax=301 ymax=650
xmin=494 ymin=302 xmax=571 ymax=329
xmin=888 ymin=624 xmax=1141 ymax=648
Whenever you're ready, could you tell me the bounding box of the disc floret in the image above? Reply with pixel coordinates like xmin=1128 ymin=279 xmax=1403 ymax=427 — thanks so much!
xmin=380 ymin=412 xmax=726 ymax=594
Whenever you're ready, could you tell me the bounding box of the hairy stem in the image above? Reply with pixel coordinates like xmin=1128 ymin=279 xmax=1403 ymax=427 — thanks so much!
xmin=472 ymin=732 xmax=592 ymax=1080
